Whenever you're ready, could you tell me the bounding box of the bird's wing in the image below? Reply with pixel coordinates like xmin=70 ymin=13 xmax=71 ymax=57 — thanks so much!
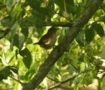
xmin=41 ymin=35 xmax=51 ymax=45
xmin=42 ymin=38 xmax=51 ymax=45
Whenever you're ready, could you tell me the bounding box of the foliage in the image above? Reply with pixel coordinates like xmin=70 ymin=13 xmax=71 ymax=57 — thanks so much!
xmin=0 ymin=0 xmax=105 ymax=90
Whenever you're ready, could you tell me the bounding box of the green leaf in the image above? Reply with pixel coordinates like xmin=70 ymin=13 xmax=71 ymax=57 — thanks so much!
xmin=90 ymin=71 xmax=98 ymax=78
xmin=19 ymin=48 xmax=32 ymax=69
xmin=1 ymin=16 xmax=12 ymax=27
xmin=0 ymin=28 xmax=10 ymax=39
xmin=76 ymin=32 xmax=84 ymax=46
xmin=11 ymin=3 xmax=22 ymax=20
xmin=21 ymin=27 xmax=28 ymax=38
xmin=46 ymin=0 xmax=54 ymax=10
xmin=9 ymin=66 xmax=18 ymax=74
xmin=0 ymin=66 xmax=12 ymax=81
xmin=54 ymin=0 xmax=74 ymax=12
xmin=101 ymin=77 xmax=105 ymax=88
xmin=26 ymin=0 xmax=40 ymax=10
xmin=13 ymin=32 xmax=26 ymax=49
xmin=83 ymin=74 xmax=92 ymax=85
xmin=0 ymin=2 xmax=6 ymax=10
xmin=80 ymin=62 xmax=85 ymax=71
xmin=78 ymin=55 xmax=84 ymax=62
xmin=5 ymin=0 xmax=17 ymax=11
xmin=85 ymin=28 xmax=95 ymax=43
xmin=25 ymin=69 xmax=35 ymax=80
xmin=68 ymin=65 xmax=75 ymax=74
xmin=0 ymin=31 xmax=5 ymax=39
xmin=99 ymin=14 xmax=105 ymax=22
xmin=93 ymin=23 xmax=104 ymax=37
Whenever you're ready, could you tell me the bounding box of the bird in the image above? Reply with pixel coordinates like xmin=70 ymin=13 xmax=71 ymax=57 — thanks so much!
xmin=33 ymin=27 xmax=58 ymax=49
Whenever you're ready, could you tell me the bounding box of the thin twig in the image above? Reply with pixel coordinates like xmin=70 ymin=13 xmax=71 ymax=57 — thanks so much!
xmin=69 ymin=61 xmax=79 ymax=72
xmin=100 ymin=6 xmax=105 ymax=13
xmin=9 ymin=76 xmax=24 ymax=86
xmin=46 ymin=76 xmax=58 ymax=83
xmin=45 ymin=68 xmax=94 ymax=90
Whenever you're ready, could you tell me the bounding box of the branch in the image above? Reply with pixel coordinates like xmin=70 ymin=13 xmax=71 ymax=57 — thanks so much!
xmin=42 ymin=22 xmax=73 ymax=27
xmin=9 ymin=76 xmax=24 ymax=86
xmin=22 ymin=0 xmax=103 ymax=90
xmin=45 ymin=68 xmax=94 ymax=90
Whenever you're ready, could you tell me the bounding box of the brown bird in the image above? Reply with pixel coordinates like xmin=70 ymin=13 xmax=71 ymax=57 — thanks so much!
xmin=33 ymin=27 xmax=58 ymax=49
